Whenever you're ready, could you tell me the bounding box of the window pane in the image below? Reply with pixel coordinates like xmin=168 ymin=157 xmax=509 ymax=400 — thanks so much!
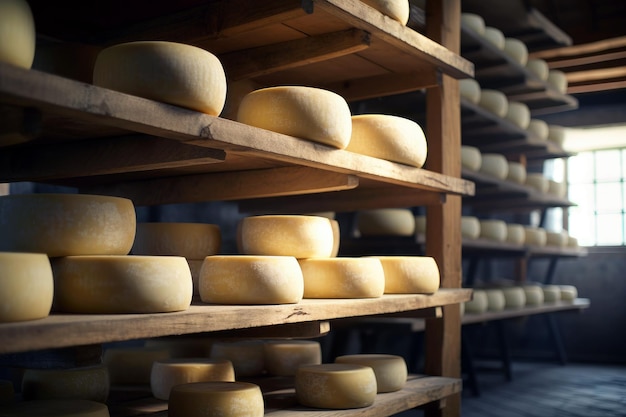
xmin=596 ymin=213 xmax=623 ymax=245
xmin=568 ymin=153 xmax=594 ymax=184
xmin=596 ymin=182 xmax=622 ymax=212
xmin=595 ymin=149 xmax=621 ymax=181
xmin=568 ymin=184 xmax=594 ymax=210
xmin=569 ymin=208 xmax=595 ymax=246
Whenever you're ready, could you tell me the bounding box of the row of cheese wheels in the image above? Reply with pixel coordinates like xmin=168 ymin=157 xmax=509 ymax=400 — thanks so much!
xmin=463 ymin=284 xmax=578 ymax=314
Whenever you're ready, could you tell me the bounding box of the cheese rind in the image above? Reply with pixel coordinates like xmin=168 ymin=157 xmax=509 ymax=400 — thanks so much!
xmin=479 ymin=89 xmax=509 ymax=117
xmin=460 ymin=79 xmax=481 ymax=104
xmin=462 ymin=216 xmax=481 ymax=239
xmin=356 ymin=208 xmax=415 ymax=237
xmin=483 ymin=27 xmax=505 ymax=49
xmin=502 ymin=286 xmax=526 ymax=308
xmin=485 ymin=289 xmax=506 ymax=311
xmin=263 ymin=340 xmax=322 ymax=376
xmin=132 ymin=222 xmax=221 ymax=258
xmin=479 ymin=220 xmax=507 ymax=242
xmin=528 ymin=119 xmax=549 ymax=140
xmin=0 ymin=0 xmax=36 ymax=69
xmin=524 ymin=227 xmax=547 ymax=246
xmin=104 ymin=347 xmax=171 ymax=385
xmin=150 ymin=358 xmax=235 ymax=400
xmin=526 ymin=58 xmax=549 ymax=81
xmin=0 ymin=399 xmax=110 ymax=417
xmin=506 ymin=224 xmax=525 ymax=245
xmin=168 ymin=381 xmax=264 ymax=417
xmin=360 ymin=0 xmax=410 ymax=25
xmin=526 ymin=173 xmax=549 ymax=193
xmin=503 ymin=38 xmax=529 ymax=65
xmin=546 ymin=230 xmax=568 ymax=247
xmin=464 ymin=289 xmax=488 ymax=314
xmin=559 ymin=285 xmax=578 ymax=301
xmin=21 ymin=366 xmax=109 ymax=403
xmin=373 ymin=256 xmax=440 ymax=294
xmin=479 ymin=154 xmax=509 ymax=180
xmin=547 ymin=70 xmax=568 ymax=94
xmin=461 ymin=13 xmax=485 ymax=35
xmin=505 ymin=101 xmax=531 ymax=129
xmin=335 ymin=354 xmax=407 ymax=393
xmin=506 ymin=162 xmax=527 ymax=185
xmin=523 ymin=285 xmax=544 ymax=305
xmin=461 ymin=145 xmax=482 ymax=171
xmin=542 ymin=285 xmax=561 ymax=302
xmin=210 ymin=341 xmax=265 ymax=378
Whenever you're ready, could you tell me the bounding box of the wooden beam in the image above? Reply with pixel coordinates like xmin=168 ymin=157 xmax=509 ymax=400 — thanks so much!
xmin=208 ymin=321 xmax=331 ymax=339
xmin=0 ymin=106 xmax=41 ymax=147
xmin=545 ymin=51 xmax=626 ymax=70
xmin=566 ymin=66 xmax=626 ymax=84
xmin=531 ymin=35 xmax=626 ymax=60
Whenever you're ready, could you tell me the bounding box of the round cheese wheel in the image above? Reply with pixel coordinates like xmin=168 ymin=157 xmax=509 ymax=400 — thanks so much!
xmin=360 ymin=0 xmax=410 ymax=25
xmin=526 ymin=58 xmax=550 ymax=81
xmin=295 ymin=363 xmax=377 ymax=409
xmin=462 ymin=216 xmax=481 ymax=239
xmin=502 ymin=286 xmax=526 ymax=308
xmin=482 ymin=26 xmax=505 ymax=49
xmin=145 ymin=335 xmax=215 ymax=358
xmin=479 ymin=89 xmax=509 ymax=118
xmin=150 ymin=358 xmax=235 ymax=400
xmin=567 ymin=235 xmax=579 ymax=247
xmin=210 ymin=341 xmax=265 ymax=378
xmin=506 ymin=224 xmax=525 ymax=245
xmin=548 ymin=180 xmax=566 ymax=198
xmin=356 ymin=208 xmax=415 ymax=237
xmin=132 ymin=222 xmax=221 ymax=259
xmin=237 ymin=86 xmax=352 ymax=149
xmin=32 ymin=42 xmax=101 ymax=84
xmin=524 ymin=226 xmax=547 ymax=246
xmin=485 ymin=289 xmax=506 ymax=311
xmin=526 ymin=173 xmax=549 ymax=193
xmin=479 ymin=153 xmax=509 ymax=180
xmin=505 ymin=101 xmax=531 ymax=129
xmin=93 ymin=41 xmax=227 ymax=116
xmin=199 ymin=255 xmax=303 ymax=305
xmin=104 ymin=346 xmax=171 ymax=385
xmin=335 ymin=354 xmax=407 ymax=393
xmin=542 ymin=285 xmax=561 ymax=302
xmin=51 ymin=255 xmax=193 ymax=314
xmin=299 ymin=257 xmax=385 ymax=299
xmin=479 ymin=219 xmax=508 ymax=242
xmin=464 ymin=289 xmax=488 ymax=314
xmin=168 ymin=381 xmax=264 ymax=417
xmin=506 ymin=161 xmax=527 ymax=184
xmin=21 ymin=366 xmax=109 ymax=403
xmin=503 ymin=38 xmax=529 ymax=66
xmin=460 ymin=79 xmax=481 ymax=104
xmin=347 ymin=114 xmax=427 ymax=167
xmin=461 ymin=145 xmax=482 ymax=171
xmin=559 ymin=285 xmax=578 ymax=301
xmin=0 ymin=252 xmax=53 ymax=323
xmin=187 ymin=259 xmax=203 ymax=296
xmin=330 ymin=219 xmax=340 ymax=257
xmin=0 ymin=0 xmax=35 ymax=69
xmin=0 ymin=399 xmax=110 ymax=417
xmin=374 ymin=256 xmax=439 ymax=294
xmin=263 ymin=340 xmax=322 ymax=376
xmin=546 ymin=230 xmax=568 ymax=247
xmin=0 ymin=193 xmax=136 ymax=257
xmin=461 ymin=13 xmax=485 ymax=35
xmin=523 ymin=285 xmax=544 ymax=305
xmin=238 ymin=215 xmax=334 ymax=258
xmin=527 ymin=119 xmax=549 ymax=140
xmin=0 ymin=379 xmax=14 ymax=405
xmin=547 ymin=70 xmax=568 ymax=94
xmin=548 ymin=125 xmax=566 ymax=146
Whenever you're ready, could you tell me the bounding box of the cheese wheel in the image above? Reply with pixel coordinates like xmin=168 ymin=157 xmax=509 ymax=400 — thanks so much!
xmin=150 ymin=358 xmax=235 ymax=400
xmin=199 ymin=255 xmax=303 ymax=305
xmin=299 ymin=257 xmax=385 ymax=299
xmin=0 ymin=399 xmax=110 ymax=417
xmin=567 ymin=235 xmax=579 ymax=247
xmin=295 ymin=364 xmax=377 ymax=409
xmin=374 ymin=256 xmax=439 ymax=294
xmin=464 ymin=289 xmax=488 ymax=314
xmin=479 ymin=89 xmax=509 ymax=118
xmin=503 ymin=38 xmax=529 ymax=65
xmin=0 ymin=0 xmax=36 ymax=69
xmin=32 ymin=42 xmax=101 ymax=84
xmin=482 ymin=27 xmax=505 ymax=49
xmin=523 ymin=285 xmax=544 ymax=305
xmin=347 ymin=114 xmax=427 ymax=167
xmin=263 ymin=340 xmax=322 ymax=376
xmin=526 ymin=58 xmax=550 ymax=81
xmin=527 ymin=118 xmax=549 ymax=140
xmin=461 ymin=13 xmax=485 ymax=35
xmin=462 ymin=216 xmax=481 ymax=239
xmin=187 ymin=259 xmax=203 ymax=296
xmin=559 ymin=285 xmax=578 ymax=301
xmin=505 ymin=101 xmax=531 ymax=129
xmin=0 ymin=252 xmax=53 ymax=323
xmin=502 ymin=286 xmax=526 ymax=308
xmin=0 ymin=380 xmax=14 ymax=405
xmin=524 ymin=226 xmax=547 ymax=246
xmin=168 ymin=382 xmax=264 ymax=417
xmin=238 ymin=215 xmax=334 ymax=258
xmin=460 ymin=79 xmax=481 ymax=105
xmin=479 ymin=220 xmax=507 ymax=242
xmin=546 ymin=230 xmax=568 ymax=247
xmin=330 ymin=219 xmax=340 ymax=257
xmin=335 ymin=354 xmax=407 ymax=393
xmin=356 ymin=208 xmax=415 ymax=237
xmin=548 ymin=125 xmax=566 ymax=146
xmin=485 ymin=289 xmax=506 ymax=311
xmin=52 ymin=255 xmax=192 ymax=314
xmin=548 ymin=180 xmax=566 ymax=198
xmin=210 ymin=341 xmax=265 ymax=378
xmin=360 ymin=0 xmax=410 ymax=25
xmin=132 ymin=222 xmax=221 ymax=258
xmin=526 ymin=173 xmax=549 ymax=193
xmin=21 ymin=366 xmax=109 ymax=403
xmin=547 ymin=70 xmax=568 ymax=94
xmin=237 ymin=86 xmax=352 ymax=149
xmin=506 ymin=161 xmax=527 ymax=184
xmin=145 ymin=335 xmax=215 ymax=358
xmin=506 ymin=224 xmax=525 ymax=245
xmin=542 ymin=285 xmax=561 ymax=302
xmin=104 ymin=347 xmax=171 ymax=385
xmin=461 ymin=145 xmax=482 ymax=171
xmin=479 ymin=153 xmax=509 ymax=180
xmin=93 ymin=41 xmax=227 ymax=116
xmin=0 ymin=194 xmax=136 ymax=257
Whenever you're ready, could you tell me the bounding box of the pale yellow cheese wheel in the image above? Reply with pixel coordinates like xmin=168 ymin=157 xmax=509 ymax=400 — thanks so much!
xmin=374 ymin=256 xmax=440 ymax=294
xmin=51 ymin=255 xmax=193 ymax=314
xmin=502 ymin=286 xmax=526 ymax=308
xmin=168 ymin=382 xmax=264 ymax=417
xmin=210 ymin=341 xmax=265 ymax=378
xmin=485 ymin=289 xmax=506 ymax=311
xmin=0 ymin=399 xmax=110 ymax=417
xmin=104 ymin=347 xmax=171 ymax=385
xmin=360 ymin=0 xmax=410 ymax=25
xmin=547 ymin=70 xmax=568 ymax=94
xmin=548 ymin=125 xmax=566 ymax=146
xmin=524 ymin=226 xmax=547 ymax=246
xmin=567 ymin=235 xmax=579 ymax=248
xmin=464 ymin=289 xmax=488 ymax=314
xmin=506 ymin=161 xmax=527 ymax=184
xmin=548 ymin=180 xmax=567 ymax=198
xmin=483 ymin=27 xmax=505 ymax=49
xmin=479 ymin=220 xmax=508 ymax=242
xmin=0 ymin=0 xmax=36 ymax=69
xmin=523 ymin=285 xmax=544 ymax=305
xmin=526 ymin=58 xmax=550 ymax=81
xmin=21 ymin=366 xmax=109 ymax=403
xmin=460 ymin=79 xmax=482 ymax=105
xmin=479 ymin=153 xmax=509 ymax=180
xmin=199 ymin=255 xmax=303 ymax=305
xmin=542 ymin=285 xmax=562 ymax=302
xmin=503 ymin=38 xmax=529 ymax=66
xmin=237 ymin=86 xmax=352 ymax=149
xmin=0 ymin=379 xmax=14 ymax=404
xmin=295 ymin=363 xmax=377 ymax=409
xmin=132 ymin=222 xmax=221 ymax=259
xmin=527 ymin=118 xmax=549 ymax=140
xmin=238 ymin=215 xmax=334 ymax=258
xmin=479 ymin=89 xmax=509 ymax=118
xmin=506 ymin=224 xmax=526 ymax=245
xmin=461 ymin=13 xmax=486 ymax=35
xmin=356 ymin=208 xmax=415 ymax=237
xmin=335 ymin=354 xmax=407 ymax=393
xmin=0 ymin=194 xmax=136 ymax=257
xmin=150 ymin=358 xmax=235 ymax=400
xmin=462 ymin=216 xmax=481 ymax=239
xmin=547 ymin=230 xmax=568 ymax=247
xmin=187 ymin=259 xmax=203 ymax=296
xmin=505 ymin=101 xmax=531 ymax=129
xmin=263 ymin=340 xmax=322 ymax=376
xmin=0 ymin=252 xmax=53 ymax=323
xmin=526 ymin=173 xmax=549 ymax=193
xmin=347 ymin=114 xmax=427 ymax=167
xmin=93 ymin=41 xmax=227 ymax=116
xmin=461 ymin=145 xmax=482 ymax=171
xmin=559 ymin=285 xmax=578 ymax=301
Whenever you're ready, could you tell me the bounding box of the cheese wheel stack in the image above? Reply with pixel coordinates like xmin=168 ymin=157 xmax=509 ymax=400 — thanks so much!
xmin=335 ymin=354 xmax=407 ymax=392
xmin=263 ymin=340 xmax=322 ymax=376
xmin=21 ymin=365 xmax=109 ymax=402
xmin=168 ymin=381 xmax=264 ymax=417
xmin=150 ymin=358 xmax=235 ymax=400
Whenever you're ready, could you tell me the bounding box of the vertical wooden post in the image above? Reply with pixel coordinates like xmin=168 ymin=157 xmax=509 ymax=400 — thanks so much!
xmin=424 ymin=0 xmax=463 ymax=416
